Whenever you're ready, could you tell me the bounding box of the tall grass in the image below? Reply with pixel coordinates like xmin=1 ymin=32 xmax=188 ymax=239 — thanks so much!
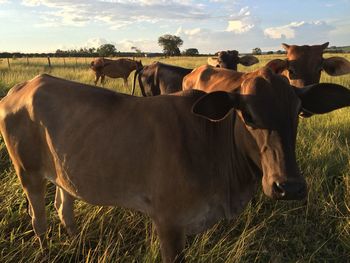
xmin=0 ymin=55 xmax=349 ymax=262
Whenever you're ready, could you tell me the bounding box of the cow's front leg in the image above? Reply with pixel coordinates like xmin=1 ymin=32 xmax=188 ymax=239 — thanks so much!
xmin=154 ymin=221 xmax=186 ymax=263
xmin=54 ymin=187 xmax=77 ymax=236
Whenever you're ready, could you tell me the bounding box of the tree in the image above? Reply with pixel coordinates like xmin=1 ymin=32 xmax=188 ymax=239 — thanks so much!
xmin=131 ymin=46 xmax=141 ymax=53
xmin=183 ymin=48 xmax=199 ymax=56
xmin=158 ymin=34 xmax=183 ymax=56
xmin=252 ymin=47 xmax=262 ymax=55
xmin=97 ymin=44 xmax=117 ymax=57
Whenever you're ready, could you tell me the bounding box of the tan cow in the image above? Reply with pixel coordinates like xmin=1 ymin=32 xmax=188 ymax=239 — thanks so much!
xmin=90 ymin=57 xmax=142 ymax=87
xmin=266 ymin=42 xmax=350 ymax=87
xmin=183 ymin=65 xmax=245 ymax=93
xmin=1 ymin=73 xmax=350 ymax=262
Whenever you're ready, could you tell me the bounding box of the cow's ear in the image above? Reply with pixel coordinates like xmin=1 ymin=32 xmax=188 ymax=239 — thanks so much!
xmin=323 ymin=57 xmax=350 ymax=76
xmin=265 ymin=59 xmax=288 ymax=74
xmin=282 ymin=43 xmax=290 ymax=51
xmin=192 ymin=91 xmax=239 ymax=121
xmin=295 ymin=83 xmax=350 ymax=115
xmin=321 ymin=42 xmax=329 ymax=50
xmin=239 ymin=55 xmax=259 ymax=66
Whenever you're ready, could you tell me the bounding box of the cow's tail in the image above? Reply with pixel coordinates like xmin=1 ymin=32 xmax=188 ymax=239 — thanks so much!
xmin=132 ymin=67 xmax=144 ymax=96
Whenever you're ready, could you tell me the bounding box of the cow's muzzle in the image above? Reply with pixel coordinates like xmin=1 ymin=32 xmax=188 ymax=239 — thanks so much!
xmin=272 ymin=179 xmax=307 ymax=200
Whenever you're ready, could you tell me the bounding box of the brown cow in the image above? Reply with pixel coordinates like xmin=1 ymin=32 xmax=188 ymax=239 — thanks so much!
xmin=1 ymin=72 xmax=350 ymax=262
xmin=266 ymin=42 xmax=350 ymax=87
xmin=208 ymin=50 xmax=259 ymax=70
xmin=90 ymin=57 xmax=142 ymax=87
xmin=183 ymin=65 xmax=245 ymax=93
xmin=132 ymin=61 xmax=192 ymax=96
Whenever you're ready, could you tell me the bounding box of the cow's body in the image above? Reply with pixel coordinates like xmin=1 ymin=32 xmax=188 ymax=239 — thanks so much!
xmin=183 ymin=65 xmax=246 ymax=92
xmin=132 ymin=61 xmax=192 ymax=96
xmin=90 ymin=58 xmax=142 ymax=87
xmin=1 ymin=72 xmax=350 ymax=262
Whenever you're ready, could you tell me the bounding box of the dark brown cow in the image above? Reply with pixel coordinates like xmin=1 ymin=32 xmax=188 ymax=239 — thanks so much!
xmin=90 ymin=57 xmax=142 ymax=87
xmin=266 ymin=42 xmax=350 ymax=87
xmin=208 ymin=50 xmax=259 ymax=70
xmin=1 ymin=72 xmax=350 ymax=262
xmin=132 ymin=61 xmax=192 ymax=96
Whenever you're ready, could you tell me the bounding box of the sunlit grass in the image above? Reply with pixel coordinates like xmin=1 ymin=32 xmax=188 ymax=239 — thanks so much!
xmin=0 ymin=54 xmax=349 ymax=262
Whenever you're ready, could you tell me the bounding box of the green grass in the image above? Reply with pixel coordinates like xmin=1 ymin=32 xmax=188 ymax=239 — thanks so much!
xmin=0 ymin=55 xmax=350 ymax=262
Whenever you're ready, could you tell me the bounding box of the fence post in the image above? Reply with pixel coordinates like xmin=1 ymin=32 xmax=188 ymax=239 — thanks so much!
xmin=7 ymin=58 xmax=10 ymax=69
xmin=47 ymin=56 xmax=51 ymax=67
xmin=75 ymin=57 xmax=78 ymax=67
xmin=63 ymin=57 xmax=66 ymax=66
xmin=26 ymin=56 xmax=29 ymax=65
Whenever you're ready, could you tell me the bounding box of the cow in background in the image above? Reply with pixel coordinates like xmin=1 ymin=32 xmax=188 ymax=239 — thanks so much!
xmin=208 ymin=50 xmax=259 ymax=70
xmin=132 ymin=61 xmax=192 ymax=96
xmin=90 ymin=58 xmax=142 ymax=88
xmin=266 ymin=42 xmax=350 ymax=88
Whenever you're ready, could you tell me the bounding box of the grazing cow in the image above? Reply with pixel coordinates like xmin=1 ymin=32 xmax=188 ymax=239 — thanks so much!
xmin=1 ymin=72 xmax=350 ymax=262
xmin=207 ymin=50 xmax=259 ymax=70
xmin=132 ymin=61 xmax=192 ymax=96
xmin=266 ymin=42 xmax=350 ymax=87
xmin=90 ymin=57 xmax=142 ymax=87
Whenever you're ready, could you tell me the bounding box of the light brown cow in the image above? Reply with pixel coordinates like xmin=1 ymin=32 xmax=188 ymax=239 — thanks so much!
xmin=1 ymin=73 xmax=350 ymax=262
xmin=90 ymin=57 xmax=142 ymax=87
xmin=183 ymin=65 xmax=246 ymax=93
xmin=266 ymin=42 xmax=350 ymax=87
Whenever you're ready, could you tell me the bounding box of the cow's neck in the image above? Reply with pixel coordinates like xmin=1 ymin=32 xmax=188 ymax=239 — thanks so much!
xmin=211 ymin=113 xmax=258 ymax=220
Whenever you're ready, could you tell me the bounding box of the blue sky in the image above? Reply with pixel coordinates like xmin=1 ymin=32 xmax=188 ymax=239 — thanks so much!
xmin=0 ymin=0 xmax=349 ymax=53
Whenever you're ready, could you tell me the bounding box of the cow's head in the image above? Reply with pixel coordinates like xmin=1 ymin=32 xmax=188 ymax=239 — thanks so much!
xmin=218 ymin=50 xmax=259 ymax=70
xmin=266 ymin=42 xmax=350 ymax=87
xmin=192 ymin=67 xmax=350 ymax=200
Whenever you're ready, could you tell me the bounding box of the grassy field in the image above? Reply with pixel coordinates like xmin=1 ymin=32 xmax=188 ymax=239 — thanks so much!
xmin=0 ymin=55 xmax=349 ymax=262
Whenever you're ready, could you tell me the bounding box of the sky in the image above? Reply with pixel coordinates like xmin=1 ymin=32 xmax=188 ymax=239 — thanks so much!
xmin=0 ymin=0 xmax=349 ymax=54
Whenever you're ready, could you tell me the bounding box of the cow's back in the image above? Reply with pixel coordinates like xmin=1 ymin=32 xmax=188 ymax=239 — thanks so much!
xmin=183 ymin=65 xmax=245 ymax=92
xmin=102 ymin=58 xmax=135 ymax=78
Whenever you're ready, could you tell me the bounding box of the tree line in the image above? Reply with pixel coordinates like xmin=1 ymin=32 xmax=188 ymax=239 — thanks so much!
xmin=1 ymin=34 xmax=348 ymax=58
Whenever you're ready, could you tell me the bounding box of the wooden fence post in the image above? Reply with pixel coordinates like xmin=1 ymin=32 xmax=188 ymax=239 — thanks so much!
xmin=7 ymin=58 xmax=10 ymax=69
xmin=47 ymin=56 xmax=51 ymax=67
xmin=26 ymin=56 xmax=29 ymax=65
xmin=63 ymin=57 xmax=66 ymax=66
xmin=75 ymin=57 xmax=78 ymax=67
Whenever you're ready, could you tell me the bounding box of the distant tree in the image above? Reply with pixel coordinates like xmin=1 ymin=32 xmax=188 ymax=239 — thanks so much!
xmin=266 ymin=51 xmax=274 ymax=55
xmin=131 ymin=46 xmax=141 ymax=53
xmin=252 ymin=47 xmax=262 ymax=55
xmin=97 ymin=44 xmax=117 ymax=57
xmin=158 ymin=34 xmax=183 ymax=56
xmin=276 ymin=50 xmax=285 ymax=54
xmin=131 ymin=46 xmax=142 ymax=57
xmin=184 ymin=48 xmax=199 ymax=56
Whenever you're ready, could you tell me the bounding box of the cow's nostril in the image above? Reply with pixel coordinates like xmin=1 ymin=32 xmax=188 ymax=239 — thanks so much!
xmin=272 ymin=182 xmax=286 ymax=197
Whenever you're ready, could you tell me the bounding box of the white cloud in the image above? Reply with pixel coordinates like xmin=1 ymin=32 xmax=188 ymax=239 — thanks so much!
xmin=264 ymin=21 xmax=333 ymax=41
xmin=21 ymin=0 xmax=210 ymax=29
xmin=0 ymin=0 xmax=9 ymax=3
xmin=226 ymin=6 xmax=256 ymax=34
xmin=226 ymin=20 xmax=254 ymax=33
